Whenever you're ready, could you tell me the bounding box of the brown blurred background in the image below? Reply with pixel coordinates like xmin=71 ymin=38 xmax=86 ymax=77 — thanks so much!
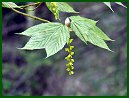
xmin=2 ymin=2 xmax=127 ymax=96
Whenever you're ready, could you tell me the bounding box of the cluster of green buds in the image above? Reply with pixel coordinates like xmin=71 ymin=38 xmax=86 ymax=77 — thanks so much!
xmin=49 ymin=2 xmax=59 ymax=20
xmin=65 ymin=39 xmax=75 ymax=75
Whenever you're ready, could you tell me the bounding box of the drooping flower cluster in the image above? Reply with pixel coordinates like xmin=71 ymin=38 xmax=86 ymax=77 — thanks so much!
xmin=65 ymin=39 xmax=74 ymax=75
xmin=46 ymin=2 xmax=59 ymax=20
xmin=50 ymin=2 xmax=59 ymax=19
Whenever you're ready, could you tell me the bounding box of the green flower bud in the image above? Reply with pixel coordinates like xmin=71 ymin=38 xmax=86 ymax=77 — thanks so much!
xmin=66 ymin=64 xmax=69 ymax=67
xmin=65 ymin=48 xmax=69 ymax=52
xmin=69 ymin=62 xmax=73 ymax=65
xmin=52 ymin=8 xmax=56 ymax=11
xmin=71 ymin=59 xmax=74 ymax=62
xmin=67 ymin=54 xmax=72 ymax=58
xmin=68 ymin=39 xmax=73 ymax=44
xmin=70 ymin=46 xmax=74 ymax=50
xmin=69 ymin=71 xmax=74 ymax=75
xmin=51 ymin=2 xmax=57 ymax=7
xmin=71 ymin=66 xmax=74 ymax=69
xmin=66 ymin=68 xmax=70 ymax=71
xmin=70 ymin=52 xmax=74 ymax=55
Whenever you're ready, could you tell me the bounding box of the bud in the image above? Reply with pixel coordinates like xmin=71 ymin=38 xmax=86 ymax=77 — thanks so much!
xmin=71 ymin=59 xmax=74 ymax=62
xmin=65 ymin=17 xmax=71 ymax=27
xmin=70 ymin=52 xmax=74 ymax=56
xmin=65 ymin=48 xmax=69 ymax=52
xmin=68 ymin=39 xmax=73 ymax=44
xmin=51 ymin=2 xmax=57 ymax=7
xmin=52 ymin=8 xmax=56 ymax=11
xmin=71 ymin=66 xmax=74 ymax=69
xmin=69 ymin=46 xmax=74 ymax=50
xmin=69 ymin=71 xmax=74 ymax=75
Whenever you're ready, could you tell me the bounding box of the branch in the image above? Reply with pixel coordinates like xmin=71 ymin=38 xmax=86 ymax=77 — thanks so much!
xmin=20 ymin=2 xmax=41 ymax=8
xmin=24 ymin=3 xmax=42 ymax=11
xmin=11 ymin=8 xmax=51 ymax=23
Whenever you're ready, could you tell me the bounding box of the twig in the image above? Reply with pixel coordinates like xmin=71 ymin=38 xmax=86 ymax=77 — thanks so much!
xmin=11 ymin=8 xmax=51 ymax=23
xmin=20 ymin=2 xmax=41 ymax=8
xmin=24 ymin=3 xmax=42 ymax=11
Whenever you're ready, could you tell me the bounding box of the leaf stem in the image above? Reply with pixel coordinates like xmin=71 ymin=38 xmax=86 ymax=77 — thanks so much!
xmin=11 ymin=8 xmax=51 ymax=23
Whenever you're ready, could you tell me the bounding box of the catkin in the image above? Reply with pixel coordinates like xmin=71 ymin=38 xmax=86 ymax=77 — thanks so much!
xmin=65 ymin=39 xmax=75 ymax=75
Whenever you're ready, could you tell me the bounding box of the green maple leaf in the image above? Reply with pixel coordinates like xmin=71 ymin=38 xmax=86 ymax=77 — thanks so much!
xmin=57 ymin=2 xmax=78 ymax=13
xmin=2 ymin=2 xmax=21 ymax=8
xmin=46 ymin=2 xmax=78 ymax=20
xmin=69 ymin=16 xmax=113 ymax=51
xmin=18 ymin=23 xmax=70 ymax=58
xmin=104 ymin=2 xmax=127 ymax=12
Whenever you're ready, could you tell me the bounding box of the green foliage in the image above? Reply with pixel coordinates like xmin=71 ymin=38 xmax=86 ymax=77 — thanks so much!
xmin=104 ymin=2 xmax=113 ymax=12
xmin=46 ymin=2 xmax=77 ymax=20
xmin=19 ymin=23 xmax=70 ymax=58
xmin=115 ymin=2 xmax=127 ymax=8
xmin=57 ymin=2 xmax=78 ymax=13
xmin=46 ymin=2 xmax=59 ymax=20
xmin=104 ymin=2 xmax=126 ymax=12
xmin=19 ymin=15 xmax=113 ymax=59
xmin=2 ymin=2 xmax=127 ymax=95
xmin=69 ymin=16 xmax=112 ymax=51
xmin=2 ymin=2 xmax=21 ymax=8
xmin=3 ymin=2 xmax=126 ymax=75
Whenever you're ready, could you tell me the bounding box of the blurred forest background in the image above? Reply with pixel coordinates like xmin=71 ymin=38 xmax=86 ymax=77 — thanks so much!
xmin=2 ymin=2 xmax=127 ymax=96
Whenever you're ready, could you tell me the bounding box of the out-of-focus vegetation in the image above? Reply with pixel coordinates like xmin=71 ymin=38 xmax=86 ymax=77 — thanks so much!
xmin=2 ymin=2 xmax=127 ymax=96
